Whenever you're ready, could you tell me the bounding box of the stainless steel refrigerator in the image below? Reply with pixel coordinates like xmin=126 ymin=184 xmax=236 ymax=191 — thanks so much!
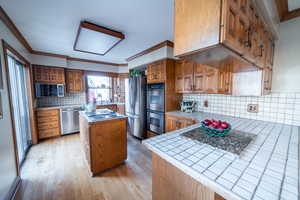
xmin=125 ymin=74 xmax=146 ymax=139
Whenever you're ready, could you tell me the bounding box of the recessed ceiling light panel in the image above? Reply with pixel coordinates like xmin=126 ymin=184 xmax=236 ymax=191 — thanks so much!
xmin=74 ymin=21 xmax=125 ymax=55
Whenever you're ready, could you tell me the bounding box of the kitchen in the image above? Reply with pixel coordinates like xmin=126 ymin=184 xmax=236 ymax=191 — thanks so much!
xmin=0 ymin=0 xmax=299 ymax=200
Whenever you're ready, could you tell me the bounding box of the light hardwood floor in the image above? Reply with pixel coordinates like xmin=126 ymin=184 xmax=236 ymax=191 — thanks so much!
xmin=15 ymin=134 xmax=152 ymax=200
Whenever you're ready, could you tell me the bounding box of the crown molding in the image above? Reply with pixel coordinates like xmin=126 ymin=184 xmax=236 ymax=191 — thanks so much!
xmin=0 ymin=6 xmax=128 ymax=67
xmin=275 ymin=0 xmax=300 ymax=22
xmin=126 ymin=40 xmax=174 ymax=62
xmin=67 ymin=57 xmax=127 ymax=67
xmin=0 ymin=6 xmax=33 ymax=53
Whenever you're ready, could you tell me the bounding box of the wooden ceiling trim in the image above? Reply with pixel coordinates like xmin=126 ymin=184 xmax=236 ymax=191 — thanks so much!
xmin=0 ymin=7 xmax=127 ymax=68
xmin=0 ymin=6 xmax=33 ymax=53
xmin=282 ymin=8 xmax=300 ymax=21
xmin=276 ymin=0 xmax=300 ymax=22
xmin=126 ymin=40 xmax=174 ymax=62
xmin=31 ymin=50 xmax=68 ymax=59
xmin=67 ymin=57 xmax=125 ymax=67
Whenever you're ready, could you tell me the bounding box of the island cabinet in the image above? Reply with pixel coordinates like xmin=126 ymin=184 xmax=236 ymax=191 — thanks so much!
xmin=165 ymin=113 xmax=197 ymax=132
xmin=174 ymin=0 xmax=275 ymax=70
xmin=65 ymin=69 xmax=84 ymax=93
xmin=35 ymin=108 xmax=61 ymax=139
xmin=33 ymin=65 xmax=65 ymax=84
xmin=79 ymin=115 xmax=127 ymax=176
xmin=152 ymin=153 xmax=225 ymax=200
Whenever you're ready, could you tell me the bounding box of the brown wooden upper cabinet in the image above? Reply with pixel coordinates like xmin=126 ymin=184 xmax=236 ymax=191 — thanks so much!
xmin=175 ymin=60 xmax=225 ymax=94
xmin=147 ymin=59 xmax=182 ymax=111
xmin=174 ymin=0 xmax=275 ymax=70
xmin=33 ymin=65 xmax=65 ymax=84
xmin=147 ymin=59 xmax=167 ymax=83
xmin=65 ymin=69 xmax=84 ymax=93
xmin=262 ymin=67 xmax=272 ymax=95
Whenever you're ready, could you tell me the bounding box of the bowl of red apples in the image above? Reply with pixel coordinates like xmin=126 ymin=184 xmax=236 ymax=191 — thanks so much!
xmin=201 ymin=119 xmax=231 ymax=137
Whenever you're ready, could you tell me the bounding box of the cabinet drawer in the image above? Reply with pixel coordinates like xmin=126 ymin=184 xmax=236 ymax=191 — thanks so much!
xmin=37 ymin=121 xmax=60 ymax=130
xmin=37 ymin=116 xmax=59 ymax=123
xmin=38 ymin=128 xmax=60 ymax=139
xmin=36 ymin=109 xmax=59 ymax=117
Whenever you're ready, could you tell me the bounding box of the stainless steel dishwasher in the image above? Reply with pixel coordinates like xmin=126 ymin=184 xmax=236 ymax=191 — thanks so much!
xmin=61 ymin=107 xmax=82 ymax=135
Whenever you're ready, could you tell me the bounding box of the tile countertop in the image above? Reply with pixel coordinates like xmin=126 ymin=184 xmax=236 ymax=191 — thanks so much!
xmin=143 ymin=112 xmax=299 ymax=200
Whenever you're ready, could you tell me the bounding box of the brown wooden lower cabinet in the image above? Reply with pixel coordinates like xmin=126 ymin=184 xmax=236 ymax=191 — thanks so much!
xmin=153 ymin=153 xmax=225 ymax=200
xmin=96 ymin=104 xmax=118 ymax=112
xmin=147 ymin=131 xmax=158 ymax=138
xmin=79 ymin=115 xmax=127 ymax=176
xmin=165 ymin=113 xmax=197 ymax=132
xmin=35 ymin=109 xmax=61 ymax=139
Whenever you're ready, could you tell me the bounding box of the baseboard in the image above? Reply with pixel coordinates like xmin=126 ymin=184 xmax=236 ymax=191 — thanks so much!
xmin=4 ymin=176 xmax=21 ymax=200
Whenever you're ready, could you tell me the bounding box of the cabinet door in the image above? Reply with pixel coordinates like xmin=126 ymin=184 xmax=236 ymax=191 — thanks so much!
xmin=264 ymin=33 xmax=275 ymax=67
xmin=221 ymin=0 xmax=242 ymax=54
xmin=182 ymin=60 xmax=194 ymax=93
xmin=263 ymin=67 xmax=272 ymax=95
xmin=193 ymin=63 xmax=205 ymax=93
xmin=175 ymin=60 xmax=184 ymax=93
xmin=204 ymin=66 xmax=219 ymax=93
xmin=254 ymin=22 xmax=266 ymax=67
xmin=33 ymin=66 xmax=43 ymax=82
xmin=74 ymin=70 xmax=84 ymax=92
xmin=218 ymin=60 xmax=232 ymax=94
xmin=147 ymin=60 xmax=165 ymax=83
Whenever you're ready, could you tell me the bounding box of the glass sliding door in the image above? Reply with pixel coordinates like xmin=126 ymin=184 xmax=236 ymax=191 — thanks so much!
xmin=7 ymin=55 xmax=31 ymax=166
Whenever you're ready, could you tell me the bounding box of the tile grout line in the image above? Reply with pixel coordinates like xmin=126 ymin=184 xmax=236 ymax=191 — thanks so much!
xmin=249 ymin=124 xmax=286 ymax=200
xmin=277 ymin=125 xmax=293 ymax=200
xmin=230 ymin=121 xmax=271 ymax=186
xmin=230 ymin=122 xmax=278 ymax=191
xmin=214 ymin=120 xmax=268 ymax=184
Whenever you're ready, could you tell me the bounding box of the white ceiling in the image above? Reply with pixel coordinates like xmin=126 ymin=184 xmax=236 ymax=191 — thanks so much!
xmin=1 ymin=0 xmax=174 ymax=63
xmin=288 ymin=0 xmax=300 ymax=11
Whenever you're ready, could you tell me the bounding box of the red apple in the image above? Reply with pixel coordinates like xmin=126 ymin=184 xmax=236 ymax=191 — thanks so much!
xmin=220 ymin=122 xmax=229 ymax=129
xmin=209 ymin=124 xmax=215 ymax=128
xmin=212 ymin=121 xmax=220 ymax=127
xmin=204 ymin=119 xmax=212 ymax=125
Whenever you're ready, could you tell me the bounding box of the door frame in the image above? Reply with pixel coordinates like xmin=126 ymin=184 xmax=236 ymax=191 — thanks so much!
xmin=2 ymin=40 xmax=38 ymax=172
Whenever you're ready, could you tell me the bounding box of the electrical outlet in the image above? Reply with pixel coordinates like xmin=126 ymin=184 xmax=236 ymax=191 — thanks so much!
xmin=204 ymin=100 xmax=208 ymax=107
xmin=247 ymin=104 xmax=259 ymax=113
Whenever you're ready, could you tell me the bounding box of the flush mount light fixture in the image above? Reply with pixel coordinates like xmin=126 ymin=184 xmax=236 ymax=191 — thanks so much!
xmin=74 ymin=21 xmax=125 ymax=56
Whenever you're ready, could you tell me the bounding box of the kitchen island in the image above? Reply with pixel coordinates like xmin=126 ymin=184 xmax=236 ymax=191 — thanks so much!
xmin=79 ymin=109 xmax=128 ymax=176
xmin=143 ymin=112 xmax=299 ymax=200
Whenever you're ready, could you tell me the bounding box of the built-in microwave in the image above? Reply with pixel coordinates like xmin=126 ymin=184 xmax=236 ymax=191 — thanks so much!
xmin=35 ymin=83 xmax=65 ymax=97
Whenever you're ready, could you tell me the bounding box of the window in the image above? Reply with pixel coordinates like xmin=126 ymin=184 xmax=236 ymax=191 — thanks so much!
xmin=87 ymin=75 xmax=112 ymax=102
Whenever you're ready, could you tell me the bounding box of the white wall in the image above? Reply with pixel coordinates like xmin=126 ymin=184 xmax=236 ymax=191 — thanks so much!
xmin=0 ymin=20 xmax=31 ymax=200
xmin=31 ymin=54 xmax=67 ymax=67
xmin=67 ymin=60 xmax=119 ymax=73
xmin=30 ymin=54 xmax=129 ymax=73
xmin=128 ymin=46 xmax=176 ymax=69
xmin=272 ymin=17 xmax=300 ymax=93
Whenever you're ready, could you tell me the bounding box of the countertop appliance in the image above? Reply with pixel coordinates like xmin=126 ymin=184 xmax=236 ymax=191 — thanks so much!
xmin=180 ymin=101 xmax=196 ymax=113
xmin=61 ymin=107 xmax=82 ymax=135
xmin=35 ymin=83 xmax=64 ymax=97
xmin=125 ymin=74 xmax=146 ymax=139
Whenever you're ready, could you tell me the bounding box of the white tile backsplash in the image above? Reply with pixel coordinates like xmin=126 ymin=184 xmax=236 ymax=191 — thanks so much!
xmin=36 ymin=92 xmax=86 ymax=107
xmin=183 ymin=92 xmax=300 ymax=126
